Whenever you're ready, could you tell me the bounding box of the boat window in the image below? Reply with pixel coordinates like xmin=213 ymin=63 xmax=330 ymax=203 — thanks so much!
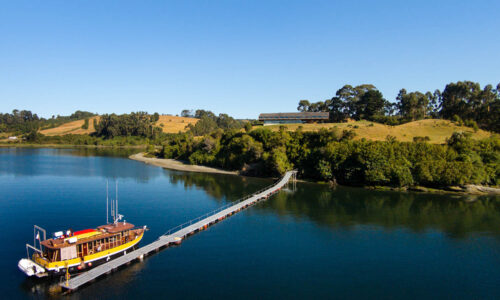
xmin=50 ymin=249 xmax=59 ymax=262
xmin=45 ymin=249 xmax=53 ymax=261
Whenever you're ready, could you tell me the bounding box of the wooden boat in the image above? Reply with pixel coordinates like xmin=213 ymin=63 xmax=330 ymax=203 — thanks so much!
xmin=19 ymin=222 xmax=145 ymax=277
xmin=18 ymin=182 xmax=146 ymax=278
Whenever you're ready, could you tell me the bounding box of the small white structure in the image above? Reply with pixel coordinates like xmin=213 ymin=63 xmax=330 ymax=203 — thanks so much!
xmin=8 ymin=136 xmax=18 ymax=140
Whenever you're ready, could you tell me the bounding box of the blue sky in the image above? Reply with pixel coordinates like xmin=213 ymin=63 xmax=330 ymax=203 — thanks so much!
xmin=1 ymin=0 xmax=499 ymax=119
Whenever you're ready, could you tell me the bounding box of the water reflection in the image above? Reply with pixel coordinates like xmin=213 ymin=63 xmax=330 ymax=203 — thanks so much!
xmin=166 ymin=172 xmax=500 ymax=238
xmin=167 ymin=171 xmax=272 ymax=202
xmin=265 ymin=184 xmax=500 ymax=238
xmin=19 ymin=255 xmax=148 ymax=300
xmin=0 ymin=148 xmax=159 ymax=181
xmin=5 ymin=149 xmax=500 ymax=299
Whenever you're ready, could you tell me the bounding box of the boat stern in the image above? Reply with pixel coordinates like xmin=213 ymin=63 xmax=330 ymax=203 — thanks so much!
xmin=18 ymin=258 xmax=46 ymax=277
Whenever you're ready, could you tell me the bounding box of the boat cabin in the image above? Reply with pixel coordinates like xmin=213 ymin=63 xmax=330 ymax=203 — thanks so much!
xmin=40 ymin=222 xmax=137 ymax=262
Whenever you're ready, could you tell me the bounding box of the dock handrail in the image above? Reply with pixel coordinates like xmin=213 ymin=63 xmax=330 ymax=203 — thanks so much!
xmin=162 ymin=171 xmax=296 ymax=236
xmin=60 ymin=170 xmax=297 ymax=291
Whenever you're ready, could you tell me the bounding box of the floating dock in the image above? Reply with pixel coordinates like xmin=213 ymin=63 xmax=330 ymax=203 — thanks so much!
xmin=60 ymin=171 xmax=297 ymax=291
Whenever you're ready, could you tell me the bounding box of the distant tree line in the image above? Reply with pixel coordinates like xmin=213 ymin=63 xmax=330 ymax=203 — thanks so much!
xmin=0 ymin=109 xmax=96 ymax=135
xmin=94 ymin=112 xmax=161 ymax=139
xmin=181 ymin=109 xmax=244 ymax=136
xmin=157 ymin=127 xmax=499 ymax=188
xmin=297 ymin=81 xmax=499 ymax=132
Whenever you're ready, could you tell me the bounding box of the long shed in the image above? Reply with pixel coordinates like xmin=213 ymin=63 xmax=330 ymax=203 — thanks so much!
xmin=258 ymin=112 xmax=329 ymax=125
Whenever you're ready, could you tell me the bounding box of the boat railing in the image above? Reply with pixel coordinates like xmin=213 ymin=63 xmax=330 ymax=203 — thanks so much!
xmin=163 ymin=171 xmax=296 ymax=236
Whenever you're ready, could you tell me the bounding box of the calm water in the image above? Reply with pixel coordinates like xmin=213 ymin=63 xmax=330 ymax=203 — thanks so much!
xmin=1 ymin=148 xmax=500 ymax=299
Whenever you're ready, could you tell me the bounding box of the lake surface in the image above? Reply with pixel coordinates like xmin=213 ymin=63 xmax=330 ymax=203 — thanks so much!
xmin=1 ymin=148 xmax=500 ymax=299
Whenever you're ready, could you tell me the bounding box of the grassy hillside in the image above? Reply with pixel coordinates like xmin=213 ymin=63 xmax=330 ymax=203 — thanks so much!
xmin=39 ymin=115 xmax=198 ymax=136
xmin=156 ymin=115 xmax=198 ymax=133
xmin=31 ymin=117 xmax=496 ymax=144
xmin=40 ymin=116 xmax=101 ymax=136
xmin=258 ymin=119 xmax=493 ymax=144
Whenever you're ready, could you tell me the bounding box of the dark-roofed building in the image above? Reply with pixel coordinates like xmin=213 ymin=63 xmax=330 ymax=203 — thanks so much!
xmin=259 ymin=112 xmax=329 ymax=125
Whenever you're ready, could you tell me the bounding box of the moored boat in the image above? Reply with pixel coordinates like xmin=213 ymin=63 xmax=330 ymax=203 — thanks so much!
xmin=18 ymin=182 xmax=146 ymax=278
xmin=19 ymin=222 xmax=145 ymax=277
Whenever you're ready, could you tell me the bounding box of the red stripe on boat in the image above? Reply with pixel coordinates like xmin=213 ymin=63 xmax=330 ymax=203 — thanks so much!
xmin=73 ymin=229 xmax=96 ymax=236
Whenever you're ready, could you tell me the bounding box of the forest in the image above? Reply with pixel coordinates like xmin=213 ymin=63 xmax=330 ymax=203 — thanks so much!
xmin=95 ymin=112 xmax=161 ymax=139
xmin=0 ymin=110 xmax=95 ymax=134
xmin=297 ymin=81 xmax=499 ymax=132
xmin=157 ymin=127 xmax=499 ymax=188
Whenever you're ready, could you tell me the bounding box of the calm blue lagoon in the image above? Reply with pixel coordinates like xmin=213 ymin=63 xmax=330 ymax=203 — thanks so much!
xmin=1 ymin=148 xmax=500 ymax=299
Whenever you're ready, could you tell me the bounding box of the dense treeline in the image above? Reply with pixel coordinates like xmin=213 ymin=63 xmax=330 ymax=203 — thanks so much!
xmin=181 ymin=109 xmax=244 ymax=135
xmin=0 ymin=110 xmax=40 ymax=134
xmin=157 ymin=127 xmax=499 ymax=188
xmin=0 ymin=110 xmax=96 ymax=134
xmin=298 ymin=81 xmax=499 ymax=131
xmin=18 ymin=131 xmax=164 ymax=146
xmin=95 ymin=112 xmax=161 ymax=139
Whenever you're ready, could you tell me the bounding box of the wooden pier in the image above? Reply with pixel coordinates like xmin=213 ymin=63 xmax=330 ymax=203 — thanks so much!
xmin=60 ymin=171 xmax=297 ymax=291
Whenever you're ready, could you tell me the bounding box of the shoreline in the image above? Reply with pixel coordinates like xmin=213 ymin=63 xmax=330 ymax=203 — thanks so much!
xmin=131 ymin=153 xmax=500 ymax=196
xmin=2 ymin=145 xmax=497 ymax=196
xmin=0 ymin=143 xmax=147 ymax=149
xmin=129 ymin=152 xmax=238 ymax=175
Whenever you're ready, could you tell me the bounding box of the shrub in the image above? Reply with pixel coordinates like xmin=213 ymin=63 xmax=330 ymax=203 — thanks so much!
xmin=413 ymin=136 xmax=430 ymax=143
xmin=82 ymin=118 xmax=89 ymax=130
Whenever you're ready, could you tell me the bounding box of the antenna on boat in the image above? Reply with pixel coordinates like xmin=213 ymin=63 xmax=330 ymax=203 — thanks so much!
xmin=112 ymin=180 xmax=124 ymax=224
xmin=111 ymin=190 xmax=114 ymax=223
xmin=106 ymin=180 xmax=109 ymax=224
xmin=116 ymin=180 xmax=118 ymax=222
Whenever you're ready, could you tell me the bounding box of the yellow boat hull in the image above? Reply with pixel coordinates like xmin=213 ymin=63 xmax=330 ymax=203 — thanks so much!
xmin=34 ymin=232 xmax=144 ymax=273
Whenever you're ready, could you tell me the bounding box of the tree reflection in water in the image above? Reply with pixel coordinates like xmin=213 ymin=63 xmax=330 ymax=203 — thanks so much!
xmin=168 ymin=172 xmax=500 ymax=238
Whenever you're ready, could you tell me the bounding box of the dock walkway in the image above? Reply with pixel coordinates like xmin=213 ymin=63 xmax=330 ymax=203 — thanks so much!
xmin=60 ymin=171 xmax=297 ymax=291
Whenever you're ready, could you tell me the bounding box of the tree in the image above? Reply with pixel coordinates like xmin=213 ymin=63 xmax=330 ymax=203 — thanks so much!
xmin=357 ymin=90 xmax=386 ymax=120
xmin=244 ymin=122 xmax=252 ymax=132
xmin=187 ymin=111 xmax=243 ymax=136
xmin=297 ymin=100 xmax=311 ymax=112
xmin=82 ymin=118 xmax=89 ymax=129
xmin=335 ymin=84 xmax=377 ymax=119
xmin=328 ymin=97 xmax=348 ymax=122
xmin=187 ymin=116 xmax=218 ymax=136
xmin=194 ymin=109 xmax=216 ymax=119
xmin=396 ymin=89 xmax=429 ymax=121
xmin=70 ymin=111 xmax=95 ymax=120
xmin=95 ymin=112 xmax=160 ymax=139
xmin=427 ymin=90 xmax=441 ymax=118
xmin=152 ymin=112 xmax=160 ymax=122
xmin=181 ymin=110 xmax=193 ymax=118
xmin=440 ymin=81 xmax=499 ymax=132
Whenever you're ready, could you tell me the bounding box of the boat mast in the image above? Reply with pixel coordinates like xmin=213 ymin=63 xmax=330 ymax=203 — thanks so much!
xmin=116 ymin=180 xmax=118 ymax=222
xmin=106 ymin=180 xmax=109 ymax=224
xmin=111 ymin=191 xmax=114 ymax=223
